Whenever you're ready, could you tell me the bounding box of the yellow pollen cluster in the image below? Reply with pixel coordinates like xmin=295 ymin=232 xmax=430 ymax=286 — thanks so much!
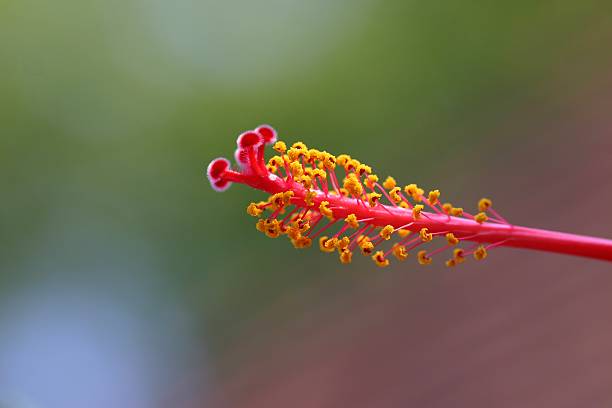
xmin=445 ymin=233 xmax=459 ymax=245
xmin=475 ymin=212 xmax=488 ymax=223
xmin=358 ymin=236 xmax=374 ymax=255
xmin=339 ymin=248 xmax=353 ymax=264
xmin=372 ymin=250 xmax=389 ymax=267
xmin=392 ymin=243 xmax=408 ymax=261
xmin=382 ymin=176 xmax=396 ymax=190
xmin=417 ymin=250 xmax=432 ymax=265
xmin=367 ymin=192 xmax=382 ymax=207
xmin=446 ymin=248 xmax=466 ymax=267
xmin=273 ymin=141 xmax=287 ymax=153
xmin=412 ymin=204 xmax=424 ymax=219
xmin=397 ymin=228 xmax=411 ymax=238
xmin=319 ymin=201 xmax=334 ymax=219
xmin=319 ymin=236 xmax=338 ymax=253
xmin=237 ymin=136 xmax=503 ymax=269
xmin=451 ymin=207 xmax=464 ymax=216
xmin=478 ymin=198 xmax=492 ymax=212
xmin=246 ymin=202 xmax=264 ymax=217
xmin=304 ymin=190 xmax=316 ymax=206
xmin=365 ymin=174 xmax=378 ymax=189
xmin=343 ymin=173 xmax=363 ymax=197
xmin=389 ymin=187 xmax=402 ymax=203
xmin=345 ymin=214 xmax=359 ymax=228
xmin=419 ymin=228 xmax=433 ymax=242
xmin=428 ymin=190 xmax=440 ymax=205
xmin=268 ymin=191 xmax=294 ymax=210
xmin=379 ymin=225 xmax=394 ymax=240
xmin=404 ymin=184 xmax=424 ymax=202
xmin=474 ymin=246 xmax=488 ymax=260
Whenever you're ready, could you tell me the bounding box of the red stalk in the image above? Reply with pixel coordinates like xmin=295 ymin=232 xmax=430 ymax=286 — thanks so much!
xmin=207 ymin=126 xmax=612 ymax=266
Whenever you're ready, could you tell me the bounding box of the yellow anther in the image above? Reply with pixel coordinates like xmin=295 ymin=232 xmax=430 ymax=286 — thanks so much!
xmin=358 ymin=236 xmax=374 ymax=255
xmin=268 ymin=155 xmax=283 ymax=167
xmin=382 ymin=176 xmax=396 ymax=190
xmin=247 ymin=203 xmax=263 ymax=217
xmin=273 ymin=141 xmax=286 ymax=153
xmin=412 ymin=204 xmax=424 ymax=219
xmin=450 ymin=207 xmax=464 ymax=216
xmin=419 ymin=227 xmax=433 ymax=242
xmin=268 ymin=193 xmax=285 ymax=209
xmin=380 ymin=225 xmax=394 ymax=240
xmin=286 ymin=223 xmax=302 ymax=240
xmin=399 ymin=201 xmax=410 ymax=209
xmin=290 ymin=161 xmax=304 ymax=177
xmin=445 ymin=259 xmax=457 ymax=267
xmin=264 ymin=219 xmax=281 ymax=238
xmin=475 ymin=212 xmax=488 ymax=224
xmin=343 ymin=174 xmax=363 ymax=196
xmin=319 ymin=201 xmax=334 ymax=219
xmin=307 ymin=148 xmax=321 ymax=162
xmin=339 ymin=187 xmax=350 ymax=197
xmin=255 ymin=219 xmax=266 ymax=232
xmin=398 ymin=228 xmax=411 ymax=238
xmin=304 ymin=190 xmax=316 ymax=206
xmin=291 ymin=141 xmax=307 ymax=150
xmin=336 ymin=236 xmax=350 ymax=250
xmin=345 ymin=214 xmax=359 ymax=228
xmin=365 ymin=174 xmax=379 ymax=189
xmin=266 ymin=164 xmax=278 ymax=174
xmin=291 ymin=235 xmax=312 ymax=249
xmin=297 ymin=175 xmax=313 ymax=189
xmin=453 ymin=248 xmax=466 ymax=264
xmin=336 ymin=154 xmax=351 ymax=167
xmin=389 ymin=187 xmax=402 ymax=203
xmin=392 ymin=243 xmax=408 ymax=261
xmin=345 ymin=158 xmax=361 ymax=172
xmin=339 ymin=248 xmax=353 ymax=264
xmin=445 ymin=232 xmax=459 ymax=245
xmin=372 ymin=250 xmax=389 ymax=267
xmin=417 ymin=250 xmax=432 ymax=265
xmin=282 ymin=191 xmax=294 ymax=205
xmin=319 ymin=236 xmax=337 ymax=253
xmin=367 ymin=192 xmax=382 ymax=207
xmin=478 ymin=198 xmax=492 ymax=212
xmin=322 ymin=152 xmax=337 ymax=170
xmin=287 ymin=147 xmax=305 ymax=161
xmin=442 ymin=202 xmax=453 ymax=215
xmin=312 ymin=168 xmax=327 ymax=180
xmin=428 ymin=190 xmax=440 ymax=206
xmin=404 ymin=184 xmax=424 ymax=201
xmin=356 ymin=164 xmax=372 ymax=176
xmin=473 ymin=246 xmax=488 ymax=261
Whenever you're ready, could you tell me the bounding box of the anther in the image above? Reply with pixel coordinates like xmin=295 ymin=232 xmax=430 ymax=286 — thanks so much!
xmin=382 ymin=176 xmax=396 ymax=190
xmin=478 ymin=198 xmax=492 ymax=212
xmin=379 ymin=225 xmax=394 ymax=240
xmin=372 ymin=250 xmax=390 ymax=267
xmin=475 ymin=212 xmax=488 ymax=223
xmin=417 ymin=250 xmax=432 ymax=265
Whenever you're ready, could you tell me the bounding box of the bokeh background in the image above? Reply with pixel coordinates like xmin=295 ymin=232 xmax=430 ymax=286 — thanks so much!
xmin=2 ymin=0 xmax=612 ymax=407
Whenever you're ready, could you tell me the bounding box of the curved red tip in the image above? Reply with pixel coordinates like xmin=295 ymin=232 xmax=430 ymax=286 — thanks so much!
xmin=234 ymin=148 xmax=249 ymax=166
xmin=256 ymin=125 xmax=277 ymax=144
xmin=207 ymin=157 xmax=230 ymax=181
xmin=212 ymin=178 xmax=232 ymax=192
xmin=237 ymin=131 xmax=262 ymax=149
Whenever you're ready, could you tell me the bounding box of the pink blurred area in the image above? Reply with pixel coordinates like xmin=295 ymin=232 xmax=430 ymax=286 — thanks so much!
xmin=211 ymin=77 xmax=612 ymax=407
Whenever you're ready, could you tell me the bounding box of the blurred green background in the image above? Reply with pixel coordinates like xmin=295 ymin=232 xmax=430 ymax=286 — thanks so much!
xmin=2 ymin=0 xmax=612 ymax=407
